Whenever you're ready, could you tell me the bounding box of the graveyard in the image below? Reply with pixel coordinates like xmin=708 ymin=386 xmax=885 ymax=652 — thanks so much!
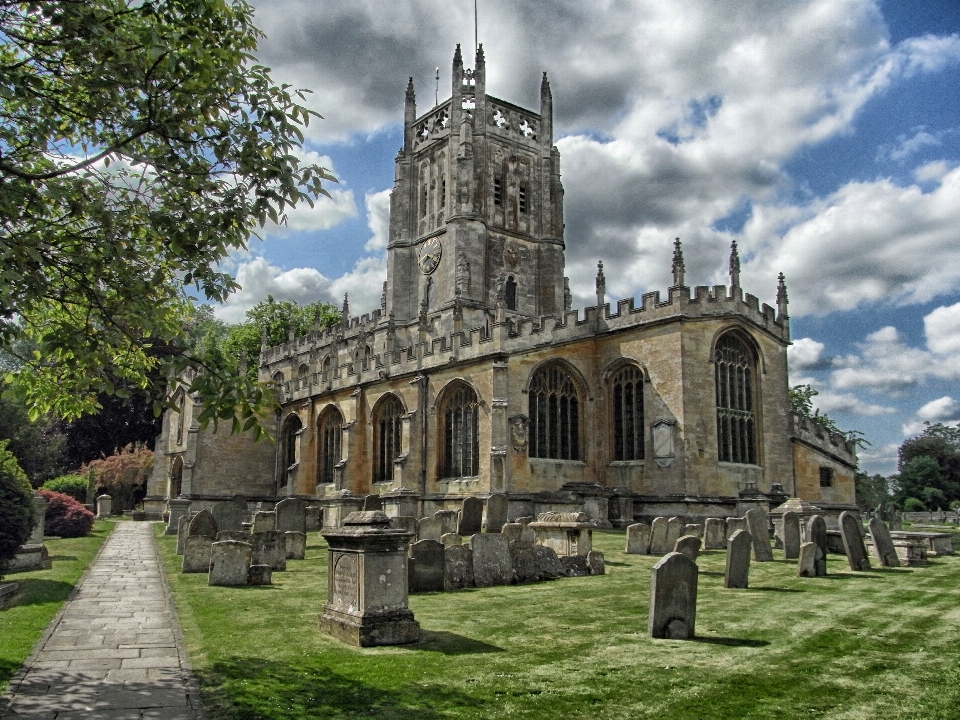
xmin=154 ymin=522 xmax=960 ymax=720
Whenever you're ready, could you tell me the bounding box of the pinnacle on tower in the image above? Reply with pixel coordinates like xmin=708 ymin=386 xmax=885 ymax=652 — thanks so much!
xmin=671 ymin=237 xmax=685 ymax=287
xmin=453 ymin=43 xmax=462 ymax=69
xmin=476 ymin=43 xmax=485 ymax=66
xmin=342 ymin=293 xmax=350 ymax=329
xmin=541 ymin=71 xmax=551 ymax=98
xmin=729 ymin=240 xmax=741 ymax=288
xmin=596 ymin=260 xmax=606 ymax=294
xmin=776 ymin=272 xmax=789 ymax=318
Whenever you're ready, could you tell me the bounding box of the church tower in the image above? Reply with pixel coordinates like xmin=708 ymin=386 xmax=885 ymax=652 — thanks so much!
xmin=385 ymin=46 xmax=566 ymax=325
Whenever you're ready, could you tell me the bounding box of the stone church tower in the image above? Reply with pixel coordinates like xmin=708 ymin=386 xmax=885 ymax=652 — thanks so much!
xmin=386 ymin=45 xmax=567 ymax=326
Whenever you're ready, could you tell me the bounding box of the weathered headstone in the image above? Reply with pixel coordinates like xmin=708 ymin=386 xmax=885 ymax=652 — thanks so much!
xmin=725 ymin=516 xmax=747 ymax=540
xmin=703 ymin=518 xmax=727 ymax=549
xmin=586 ymin=550 xmax=605 ymax=575
xmin=208 ymin=541 xmax=251 ymax=586
xmin=797 ymin=541 xmax=820 ymax=578
xmin=839 ymin=511 xmax=871 ymax=571
xmin=409 ymin=540 xmax=445 ymax=593
xmin=434 ymin=510 xmax=459 ymax=535
xmin=501 ymin=523 xmax=523 ymax=542
xmin=683 ymin=523 xmax=703 ymax=539
xmin=252 ymin=511 xmax=276 ymax=534
xmin=519 ymin=524 xmax=536 ymax=544
xmin=868 ymin=516 xmax=901 ymax=567
xmin=440 ymin=532 xmax=463 ymax=546
xmin=649 ymin=517 xmax=669 ymax=554
xmin=95 ymin=495 xmax=112 ymax=518
xmin=648 ymin=552 xmax=698 ymax=639
xmin=362 ymin=494 xmax=383 ymax=512
xmin=444 ymin=544 xmax=474 ymax=591
xmin=459 ymin=497 xmax=484 ymax=535
xmin=674 ymin=535 xmax=701 ymax=562
xmin=665 ymin=517 xmax=683 ymax=552
xmin=744 ymin=508 xmax=773 ymax=562
xmin=418 ymin=517 xmax=442 ymax=542
xmin=275 ymin=498 xmax=306 ymax=533
xmin=533 ymin=545 xmax=564 ymax=579
xmin=188 ymin=509 xmax=218 ymax=539
xmin=251 ymin=530 xmax=287 ymax=571
xmin=470 ymin=533 xmax=512 ymax=587
xmin=176 ymin=515 xmax=191 ymax=555
xmin=625 ymin=523 xmax=652 ymax=554
xmin=389 ymin=516 xmax=419 ymax=536
xmin=510 ymin=540 xmax=539 ymax=584
xmin=807 ymin=515 xmax=828 ymax=576
xmin=182 ymin=536 xmax=213 ymax=573
xmin=211 ymin=501 xmax=245 ymax=533
xmin=724 ymin=529 xmax=751 ymax=588
xmin=285 ymin=531 xmax=306 ymax=560
xmin=247 ymin=564 xmax=272 ymax=585
xmin=781 ymin=510 xmax=801 ymax=560
xmin=216 ymin=530 xmax=250 ymax=543
xmin=304 ymin=505 xmax=322 ymax=533
xmin=560 ymin=555 xmax=590 ymax=577
xmin=485 ymin=493 xmax=509 ymax=532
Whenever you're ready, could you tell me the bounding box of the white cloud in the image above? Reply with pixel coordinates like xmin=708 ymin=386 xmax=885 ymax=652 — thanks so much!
xmin=876 ymin=127 xmax=941 ymax=163
xmin=788 ymin=337 xmax=827 ymax=371
xmin=924 ymin=301 xmax=960 ymax=355
xmin=917 ymin=396 xmax=960 ymax=423
xmin=363 ymin=189 xmax=392 ymax=251
xmin=914 ymin=160 xmax=952 ymax=183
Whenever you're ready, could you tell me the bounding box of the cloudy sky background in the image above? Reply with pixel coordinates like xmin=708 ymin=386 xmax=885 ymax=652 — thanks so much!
xmin=220 ymin=0 xmax=960 ymax=476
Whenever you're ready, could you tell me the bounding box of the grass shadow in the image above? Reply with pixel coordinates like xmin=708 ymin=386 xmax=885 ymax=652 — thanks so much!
xmin=46 ymin=555 xmax=78 ymax=562
xmin=416 ymin=630 xmax=505 ymax=655
xmin=3 ymin=579 xmax=75 ymax=607
xmin=604 ymin=560 xmax=630 ymax=567
xmin=700 ymin=571 xmax=724 ymax=577
xmin=747 ymin=586 xmax=805 ymax=593
xmin=691 ymin=636 xmax=770 ymax=648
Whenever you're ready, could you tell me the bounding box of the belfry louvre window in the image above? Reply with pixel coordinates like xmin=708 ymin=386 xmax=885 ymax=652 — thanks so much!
xmin=612 ymin=365 xmax=644 ymax=461
xmin=529 ymin=364 xmax=581 ymax=460
xmin=519 ymin=185 xmax=527 ymax=214
xmin=442 ymin=384 xmax=480 ymax=478
xmin=317 ymin=408 xmax=343 ymax=485
xmin=494 ymin=177 xmax=503 ymax=206
xmin=374 ymin=395 xmax=403 ymax=483
xmin=715 ymin=334 xmax=757 ymax=464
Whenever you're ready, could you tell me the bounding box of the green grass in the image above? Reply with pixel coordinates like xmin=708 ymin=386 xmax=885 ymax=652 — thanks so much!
xmin=0 ymin=519 xmax=113 ymax=691
xmin=156 ymin=526 xmax=960 ymax=720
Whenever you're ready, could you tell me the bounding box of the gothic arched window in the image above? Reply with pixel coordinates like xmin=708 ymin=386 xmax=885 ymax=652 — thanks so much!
xmin=611 ymin=365 xmax=644 ymax=461
xmin=374 ymin=395 xmax=404 ymax=483
xmin=321 ymin=356 xmax=332 ymax=382
xmin=715 ymin=332 xmax=757 ymax=464
xmin=297 ymin=364 xmax=309 ymax=388
xmin=528 ymin=363 xmax=581 ymax=460
xmin=280 ymin=413 xmax=302 ymax=479
xmin=317 ymin=407 xmax=343 ymax=486
xmin=505 ymin=276 xmax=517 ymax=311
xmin=441 ymin=383 xmax=480 ymax=478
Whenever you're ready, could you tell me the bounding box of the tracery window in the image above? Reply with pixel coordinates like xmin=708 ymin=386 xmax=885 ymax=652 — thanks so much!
xmin=528 ymin=363 xmax=581 ymax=460
xmin=505 ymin=276 xmax=517 ymax=310
xmin=611 ymin=365 xmax=644 ymax=461
xmin=374 ymin=395 xmax=404 ymax=483
xmin=317 ymin=407 xmax=343 ymax=485
xmin=441 ymin=384 xmax=480 ymax=478
xmin=715 ymin=333 xmax=757 ymax=464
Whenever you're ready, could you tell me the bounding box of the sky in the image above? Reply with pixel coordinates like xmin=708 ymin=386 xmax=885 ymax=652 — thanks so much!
xmin=221 ymin=0 xmax=960 ymax=477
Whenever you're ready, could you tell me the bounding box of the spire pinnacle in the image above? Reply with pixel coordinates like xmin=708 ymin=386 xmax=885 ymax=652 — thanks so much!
xmin=541 ymin=71 xmax=551 ymax=97
xmin=405 ymin=77 xmax=415 ymax=100
xmin=342 ymin=293 xmax=350 ymax=329
xmin=476 ymin=43 xmax=485 ymax=66
xmin=777 ymin=272 xmax=789 ymax=317
xmin=671 ymin=237 xmax=685 ymax=287
xmin=595 ymin=260 xmax=606 ymax=297
xmin=453 ymin=43 xmax=462 ymax=68
xmin=729 ymin=240 xmax=741 ymax=288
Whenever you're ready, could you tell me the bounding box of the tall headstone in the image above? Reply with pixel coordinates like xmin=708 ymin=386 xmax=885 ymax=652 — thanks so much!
xmin=470 ymin=533 xmax=512 ymax=587
xmin=189 ymin=509 xmax=218 ymax=539
xmin=744 ymin=508 xmax=773 ymax=562
xmin=724 ymin=529 xmax=751 ymax=589
xmin=797 ymin=542 xmax=820 ymax=578
xmin=409 ymin=540 xmax=445 ymax=593
xmin=649 ymin=517 xmax=669 ymax=554
xmin=95 ymin=495 xmax=112 ymax=518
xmin=208 ymin=540 xmax=251 ymax=586
xmin=648 ymin=552 xmax=698 ymax=640
xmin=285 ymin=531 xmax=307 ymax=560
xmin=665 ymin=517 xmax=683 ymax=551
xmin=176 ymin=514 xmax=191 ymax=555
xmin=459 ymin=497 xmax=483 ymax=535
xmin=275 ymin=498 xmax=307 ymax=533
xmin=807 ymin=515 xmax=828 ymax=576
xmin=625 ymin=523 xmax=651 ymax=554
xmin=839 ymin=511 xmax=871 ymax=571
xmin=211 ymin=501 xmax=245 ymax=533
xmin=444 ymin=544 xmax=475 ymax=591
xmin=703 ymin=518 xmax=726 ymax=549
xmin=674 ymin=535 xmax=701 ymax=562
xmin=434 ymin=510 xmax=459 ymax=535
xmin=485 ymin=493 xmax=509 ymax=533
xmin=251 ymin=530 xmax=287 ymax=571
xmin=781 ymin=510 xmax=801 ymax=560
xmin=725 ymin=516 xmax=747 ymax=540
xmin=868 ymin=516 xmax=901 ymax=567
xmin=418 ymin=517 xmax=442 ymax=542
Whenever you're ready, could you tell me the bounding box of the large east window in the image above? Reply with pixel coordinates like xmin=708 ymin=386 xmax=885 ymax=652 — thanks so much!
xmin=611 ymin=365 xmax=644 ymax=461
xmin=715 ymin=333 xmax=757 ymax=464
xmin=374 ymin=395 xmax=404 ymax=483
xmin=529 ymin=363 xmax=581 ymax=460
xmin=441 ymin=383 xmax=480 ymax=478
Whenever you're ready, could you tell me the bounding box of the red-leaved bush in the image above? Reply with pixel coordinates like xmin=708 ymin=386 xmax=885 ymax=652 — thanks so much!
xmin=38 ymin=489 xmax=94 ymax=538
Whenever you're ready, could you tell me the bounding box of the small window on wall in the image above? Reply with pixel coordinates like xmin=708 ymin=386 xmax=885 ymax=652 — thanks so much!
xmin=494 ymin=177 xmax=503 ymax=206
xmin=505 ymin=276 xmax=517 ymax=310
xmin=519 ymin=185 xmax=527 ymax=214
xmin=440 ymin=176 xmax=446 ymax=208
xmin=819 ymin=466 xmax=833 ymax=488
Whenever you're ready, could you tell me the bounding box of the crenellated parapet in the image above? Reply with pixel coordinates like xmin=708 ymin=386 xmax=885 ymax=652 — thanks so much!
xmin=789 ymin=411 xmax=858 ymax=465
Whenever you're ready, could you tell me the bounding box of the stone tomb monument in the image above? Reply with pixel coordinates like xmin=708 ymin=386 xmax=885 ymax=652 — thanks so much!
xmin=868 ymin=516 xmax=901 ymax=567
xmin=320 ymin=511 xmax=420 ymax=647
xmin=839 ymin=511 xmax=871 ymax=571
xmin=703 ymin=518 xmax=726 ymax=550
xmin=529 ymin=512 xmax=594 ymax=557
xmin=806 ymin=515 xmax=828 ymax=576
xmin=648 ymin=552 xmax=698 ymax=640
xmin=724 ymin=529 xmax=751 ymax=589
xmin=96 ymin=495 xmax=112 ymax=518
xmin=625 ymin=523 xmax=652 ymax=554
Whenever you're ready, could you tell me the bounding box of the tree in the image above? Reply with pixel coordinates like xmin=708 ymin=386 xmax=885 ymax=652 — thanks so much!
xmin=82 ymin=443 xmax=153 ymax=512
xmin=892 ymin=423 xmax=960 ymax=509
xmin=0 ymin=439 xmax=35 ymax=580
xmin=1 ymin=0 xmax=335 ymax=430
xmin=0 ymin=390 xmax=67 ymax=485
xmin=789 ymin=384 xmax=869 ymax=450
xmin=854 ymin=472 xmax=890 ymax=513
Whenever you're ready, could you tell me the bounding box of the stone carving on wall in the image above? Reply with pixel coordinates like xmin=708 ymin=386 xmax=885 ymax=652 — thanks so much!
xmin=652 ymin=419 xmax=676 ymax=468
xmin=456 ymin=251 xmax=470 ymax=295
xmin=509 ymin=415 xmax=528 ymax=454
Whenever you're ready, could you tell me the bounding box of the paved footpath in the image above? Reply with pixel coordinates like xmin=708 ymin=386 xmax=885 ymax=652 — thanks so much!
xmin=1 ymin=522 xmax=204 ymax=719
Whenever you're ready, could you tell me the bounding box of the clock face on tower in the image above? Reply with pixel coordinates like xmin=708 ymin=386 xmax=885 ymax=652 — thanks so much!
xmin=417 ymin=237 xmax=442 ymax=275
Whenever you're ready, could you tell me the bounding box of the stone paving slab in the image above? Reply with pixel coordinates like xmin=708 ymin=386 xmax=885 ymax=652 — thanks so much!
xmin=1 ymin=522 xmax=204 ymax=719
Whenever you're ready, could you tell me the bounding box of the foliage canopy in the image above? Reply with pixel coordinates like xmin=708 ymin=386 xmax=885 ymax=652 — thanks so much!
xmin=0 ymin=439 xmax=35 ymax=579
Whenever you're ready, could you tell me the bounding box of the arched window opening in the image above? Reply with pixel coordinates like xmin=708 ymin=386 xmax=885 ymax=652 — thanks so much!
xmin=170 ymin=456 xmax=183 ymax=498
xmin=611 ymin=365 xmax=644 ymax=461
xmin=441 ymin=384 xmax=480 ymax=478
xmin=173 ymin=389 xmax=186 ymax=446
xmin=715 ymin=333 xmax=757 ymax=464
xmin=374 ymin=395 xmax=404 ymax=484
xmin=280 ymin=414 xmax=302 ymax=476
xmin=528 ymin=364 xmax=581 ymax=460
xmin=317 ymin=408 xmax=343 ymax=486
xmin=321 ymin=356 xmax=332 ymax=382
xmin=297 ymin=364 xmax=309 ymax=388
xmin=505 ymin=276 xmax=517 ymax=311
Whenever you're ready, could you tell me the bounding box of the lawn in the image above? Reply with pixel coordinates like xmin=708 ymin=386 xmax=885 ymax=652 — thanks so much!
xmin=156 ymin=525 xmax=960 ymax=720
xmin=0 ymin=519 xmax=113 ymax=692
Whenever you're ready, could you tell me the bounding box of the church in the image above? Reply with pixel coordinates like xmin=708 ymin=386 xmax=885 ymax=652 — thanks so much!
xmin=145 ymin=46 xmax=858 ymax=527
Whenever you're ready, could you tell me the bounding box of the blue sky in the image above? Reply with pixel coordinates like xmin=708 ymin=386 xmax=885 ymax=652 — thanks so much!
xmin=226 ymin=1 xmax=960 ymax=476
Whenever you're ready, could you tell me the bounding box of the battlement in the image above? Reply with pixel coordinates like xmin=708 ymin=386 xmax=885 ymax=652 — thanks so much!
xmin=789 ymin=411 xmax=858 ymax=465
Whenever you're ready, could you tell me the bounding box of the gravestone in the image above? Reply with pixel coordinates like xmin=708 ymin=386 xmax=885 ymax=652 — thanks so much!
xmin=683 ymin=524 xmax=703 ymax=539
xmin=305 ymin=505 xmax=322 ymax=533
xmin=444 ymin=544 xmax=474 ymax=591
xmin=176 ymin=515 xmax=192 ymax=555
xmin=868 ymin=516 xmax=901 ymax=567
xmin=247 ymin=564 xmax=272 ymax=585
xmin=703 ymin=518 xmax=726 ymax=549
xmin=252 ymin=530 xmax=287 ymax=571
xmin=649 ymin=517 xmax=669 ymax=554
xmin=781 ymin=510 xmax=801 ymax=560
xmin=674 ymin=535 xmax=701 ymax=562
xmin=560 ymin=555 xmax=590 ymax=577
xmin=485 ymin=493 xmax=509 ymax=532
xmin=440 ymin=532 xmax=463 ymax=546
xmin=725 ymin=516 xmax=747 ymax=540
xmin=96 ymin=495 xmax=112 ymax=518
xmin=724 ymin=529 xmax=751 ymax=589
xmin=665 ymin=517 xmax=683 ymax=552
xmin=839 ymin=511 xmax=871 ymax=571
xmin=459 ymin=497 xmax=484 ymax=535
xmin=389 ymin=516 xmax=419 ymax=536
xmin=285 ymin=531 xmax=306 ymax=560
xmin=501 ymin=524 xmax=523 ymax=542
xmin=182 ymin=536 xmax=213 ymax=573
xmin=275 ymin=498 xmax=307 ymax=533
xmin=363 ymin=494 xmax=383 ymax=512
xmin=208 ymin=541 xmax=251 ymax=586
xmin=409 ymin=540 xmax=445 ymax=593
xmin=797 ymin=542 xmax=820 ymax=578
xmin=252 ymin=511 xmax=276 ymax=534
xmin=166 ymin=497 xmax=191 ymax=535
xmin=648 ymin=552 xmax=698 ymax=639
xmin=744 ymin=508 xmax=773 ymax=562
xmin=470 ymin=533 xmax=512 ymax=587
xmin=434 ymin=510 xmax=460 ymax=535
xmin=418 ymin=517 xmax=442 ymax=542
xmin=533 ymin=545 xmax=564 ymax=579
xmin=188 ymin=509 xmax=218 ymax=539
xmin=216 ymin=530 xmax=250 ymax=543
xmin=586 ymin=550 xmax=606 ymax=575
xmin=807 ymin=515 xmax=828 ymax=576
xmin=625 ymin=523 xmax=651 ymax=554
xmin=510 ymin=540 xmax=539 ymax=584
xmin=211 ymin=502 xmax=245 ymax=533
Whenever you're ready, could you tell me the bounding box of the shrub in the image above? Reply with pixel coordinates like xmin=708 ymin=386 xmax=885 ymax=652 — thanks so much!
xmin=903 ymin=497 xmax=926 ymax=512
xmin=38 ymin=489 xmax=94 ymax=538
xmin=0 ymin=439 xmax=35 ymax=579
xmin=83 ymin=444 xmax=153 ymax=512
xmin=41 ymin=474 xmax=89 ymax=503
